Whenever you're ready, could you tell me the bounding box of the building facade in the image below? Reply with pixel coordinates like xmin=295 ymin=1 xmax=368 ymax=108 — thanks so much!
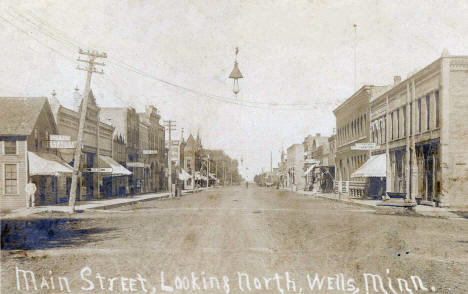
xmin=54 ymin=89 xmax=115 ymax=200
xmin=303 ymin=133 xmax=330 ymax=191
xmin=0 ymin=97 xmax=73 ymax=210
xmin=371 ymin=54 xmax=468 ymax=207
xmin=333 ymin=85 xmax=388 ymax=197
xmin=101 ymin=107 xmax=141 ymax=195
xmin=287 ymin=143 xmax=304 ymax=191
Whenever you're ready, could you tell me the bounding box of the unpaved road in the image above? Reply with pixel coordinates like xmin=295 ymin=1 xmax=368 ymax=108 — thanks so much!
xmin=2 ymin=186 xmax=467 ymax=293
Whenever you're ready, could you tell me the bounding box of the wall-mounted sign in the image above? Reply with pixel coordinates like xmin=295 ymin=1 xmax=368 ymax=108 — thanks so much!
xmin=305 ymin=159 xmax=320 ymax=164
xmin=48 ymin=140 xmax=77 ymax=149
xmin=127 ymin=162 xmax=145 ymax=168
xmin=83 ymin=168 xmax=112 ymax=173
xmin=351 ymin=143 xmax=380 ymax=150
xmin=50 ymin=135 xmax=71 ymax=141
xmin=142 ymin=150 xmax=158 ymax=155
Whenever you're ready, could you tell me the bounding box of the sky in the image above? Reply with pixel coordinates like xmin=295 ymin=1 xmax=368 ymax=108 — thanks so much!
xmin=1 ymin=0 xmax=468 ymax=180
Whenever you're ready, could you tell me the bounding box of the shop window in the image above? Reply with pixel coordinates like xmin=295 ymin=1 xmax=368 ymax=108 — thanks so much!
xmin=435 ymin=90 xmax=440 ymax=128
xmin=5 ymin=140 xmax=17 ymax=155
xmin=5 ymin=164 xmax=18 ymax=194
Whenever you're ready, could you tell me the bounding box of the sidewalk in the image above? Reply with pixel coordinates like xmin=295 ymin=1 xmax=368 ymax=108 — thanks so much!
xmin=1 ymin=192 xmax=169 ymax=219
xmin=291 ymin=189 xmax=466 ymax=220
xmin=1 ymin=186 xmax=213 ymax=219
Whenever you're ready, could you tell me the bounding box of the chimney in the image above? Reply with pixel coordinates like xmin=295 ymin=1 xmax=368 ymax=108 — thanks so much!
xmin=393 ymin=75 xmax=401 ymax=85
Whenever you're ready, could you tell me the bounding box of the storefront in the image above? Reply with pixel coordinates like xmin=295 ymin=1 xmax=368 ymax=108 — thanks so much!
xmin=98 ymin=155 xmax=132 ymax=197
xmin=351 ymin=153 xmax=386 ymax=199
xmin=28 ymin=151 xmax=73 ymax=205
xmin=415 ymin=140 xmax=440 ymax=205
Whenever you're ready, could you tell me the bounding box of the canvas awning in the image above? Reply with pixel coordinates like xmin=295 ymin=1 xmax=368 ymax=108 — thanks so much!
xmin=28 ymin=152 xmax=73 ymax=176
xmin=304 ymin=164 xmax=317 ymax=175
xmin=99 ymin=155 xmax=132 ymax=176
xmin=209 ymin=173 xmax=217 ymax=180
xmin=351 ymin=153 xmax=386 ymax=178
xmin=179 ymin=169 xmax=192 ymax=180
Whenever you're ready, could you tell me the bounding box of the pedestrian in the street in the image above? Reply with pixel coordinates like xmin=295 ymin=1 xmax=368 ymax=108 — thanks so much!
xmin=25 ymin=182 xmax=36 ymax=208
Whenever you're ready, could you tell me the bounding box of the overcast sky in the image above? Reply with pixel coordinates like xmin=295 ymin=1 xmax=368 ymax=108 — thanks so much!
xmin=1 ymin=0 xmax=467 ymax=180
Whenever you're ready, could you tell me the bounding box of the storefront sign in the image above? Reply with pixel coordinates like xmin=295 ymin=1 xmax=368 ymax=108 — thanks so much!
xmin=305 ymin=159 xmax=320 ymax=164
xmin=351 ymin=143 xmax=380 ymax=150
xmin=83 ymin=168 xmax=113 ymax=173
xmin=49 ymin=134 xmax=71 ymax=141
xmin=127 ymin=162 xmax=146 ymax=168
xmin=142 ymin=150 xmax=158 ymax=155
xmin=48 ymin=140 xmax=77 ymax=149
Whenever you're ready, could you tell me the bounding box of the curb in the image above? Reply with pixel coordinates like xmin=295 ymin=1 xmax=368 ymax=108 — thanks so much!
xmin=88 ymin=193 xmax=171 ymax=210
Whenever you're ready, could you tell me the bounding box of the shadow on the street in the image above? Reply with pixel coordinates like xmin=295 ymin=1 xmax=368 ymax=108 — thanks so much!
xmin=1 ymin=218 xmax=115 ymax=250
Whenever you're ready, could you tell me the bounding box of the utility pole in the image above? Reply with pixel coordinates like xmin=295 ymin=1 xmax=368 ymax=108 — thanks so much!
xmin=68 ymin=49 xmax=106 ymax=212
xmin=163 ymin=120 xmax=176 ymax=197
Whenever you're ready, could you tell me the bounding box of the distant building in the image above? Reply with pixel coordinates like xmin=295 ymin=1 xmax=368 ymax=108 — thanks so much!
xmin=101 ymin=106 xmax=141 ymax=195
xmin=287 ymin=143 xmax=304 ymax=191
xmin=139 ymin=106 xmax=164 ymax=193
xmin=303 ymin=133 xmax=330 ymax=191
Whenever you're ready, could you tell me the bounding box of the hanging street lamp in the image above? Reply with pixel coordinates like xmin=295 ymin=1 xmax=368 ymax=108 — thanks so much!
xmin=229 ymin=47 xmax=243 ymax=96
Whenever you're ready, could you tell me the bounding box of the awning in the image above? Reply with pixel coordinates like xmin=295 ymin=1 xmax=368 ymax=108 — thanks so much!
xmin=351 ymin=154 xmax=386 ymax=178
xmin=99 ymin=155 xmax=132 ymax=176
xmin=28 ymin=152 xmax=73 ymax=176
xmin=194 ymin=172 xmax=207 ymax=181
xmin=304 ymin=164 xmax=317 ymax=175
xmin=179 ymin=168 xmax=192 ymax=180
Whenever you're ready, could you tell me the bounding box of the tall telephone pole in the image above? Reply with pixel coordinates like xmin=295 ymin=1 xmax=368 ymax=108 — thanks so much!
xmin=68 ymin=49 xmax=107 ymax=212
xmin=163 ymin=120 xmax=176 ymax=197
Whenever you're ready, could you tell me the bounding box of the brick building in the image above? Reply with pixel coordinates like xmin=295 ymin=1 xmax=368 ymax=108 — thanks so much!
xmin=369 ymin=53 xmax=468 ymax=207
xmin=333 ymin=85 xmax=388 ymax=197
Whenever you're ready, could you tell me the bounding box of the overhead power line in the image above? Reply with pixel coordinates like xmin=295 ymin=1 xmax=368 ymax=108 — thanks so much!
xmin=4 ymin=7 xmax=334 ymax=110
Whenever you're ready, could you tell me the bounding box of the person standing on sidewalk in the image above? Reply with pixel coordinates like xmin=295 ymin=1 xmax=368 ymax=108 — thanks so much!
xmin=25 ymin=182 xmax=36 ymax=208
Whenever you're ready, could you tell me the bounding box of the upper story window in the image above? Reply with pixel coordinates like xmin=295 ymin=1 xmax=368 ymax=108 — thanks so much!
xmin=5 ymin=140 xmax=17 ymax=155
xmin=418 ymin=99 xmax=422 ymax=133
xmin=426 ymin=94 xmax=430 ymax=130
xmin=435 ymin=90 xmax=440 ymax=128
xmin=391 ymin=112 xmax=394 ymax=140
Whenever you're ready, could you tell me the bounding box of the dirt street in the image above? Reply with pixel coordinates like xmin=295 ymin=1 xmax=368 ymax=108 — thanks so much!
xmin=2 ymin=186 xmax=467 ymax=293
